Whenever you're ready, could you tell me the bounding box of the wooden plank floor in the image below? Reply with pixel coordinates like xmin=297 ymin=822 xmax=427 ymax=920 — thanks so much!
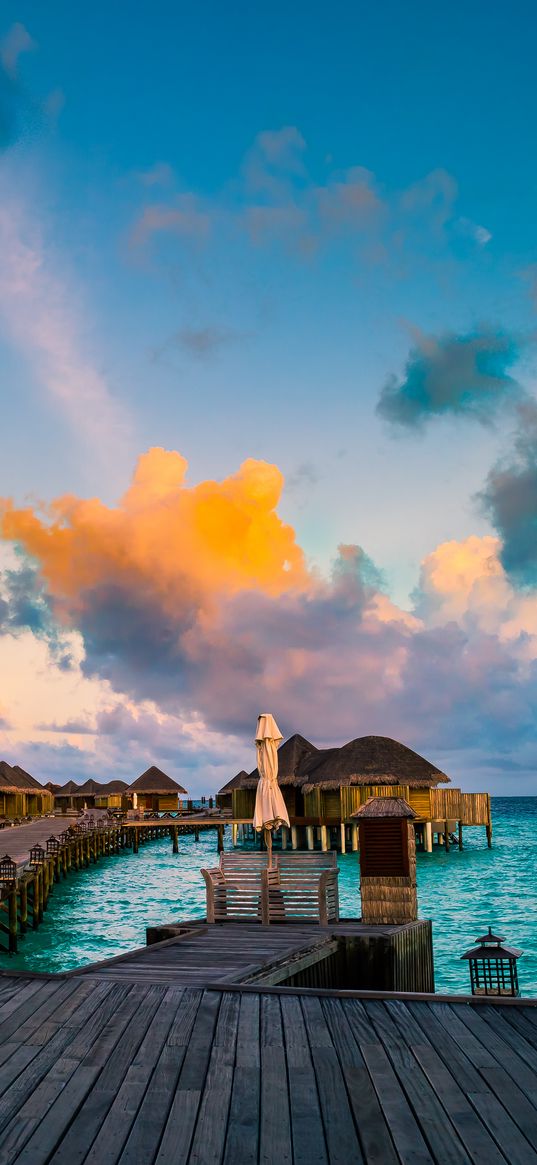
xmin=75 ymin=923 xmax=341 ymax=985
xmin=0 ymin=974 xmax=537 ymax=1162
xmin=74 ymin=920 xmax=411 ymax=986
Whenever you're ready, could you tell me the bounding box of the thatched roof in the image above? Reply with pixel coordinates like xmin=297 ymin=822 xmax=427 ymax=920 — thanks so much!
xmin=11 ymin=765 xmax=44 ymax=790
xmin=242 ymin=734 xmax=318 ymax=789
xmin=56 ymin=780 xmax=82 ymax=795
xmin=0 ymin=761 xmax=38 ymax=794
xmin=45 ymin=781 xmax=62 ymax=793
xmin=100 ymin=780 xmax=129 ymax=794
xmin=217 ymin=771 xmax=249 ymax=797
xmin=130 ymin=766 xmax=187 ymax=794
xmin=77 ymin=779 xmax=103 ymax=795
xmin=301 ymin=736 xmax=450 ymax=792
xmin=351 ymin=795 xmax=417 ymax=820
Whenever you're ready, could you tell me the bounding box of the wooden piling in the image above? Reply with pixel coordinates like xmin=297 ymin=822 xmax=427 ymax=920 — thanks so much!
xmin=458 ymin=820 xmax=463 ymax=850
xmin=172 ymin=826 xmax=179 ymax=854
xmin=217 ymin=824 xmax=224 ymax=853
xmin=8 ymin=889 xmax=17 ymax=953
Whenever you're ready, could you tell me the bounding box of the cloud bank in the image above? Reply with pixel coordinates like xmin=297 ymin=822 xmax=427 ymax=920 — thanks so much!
xmin=3 ymin=448 xmax=537 ymax=786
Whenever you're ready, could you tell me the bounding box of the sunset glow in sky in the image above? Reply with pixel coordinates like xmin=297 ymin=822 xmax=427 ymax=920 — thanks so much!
xmin=2 ymin=2 xmax=537 ymax=793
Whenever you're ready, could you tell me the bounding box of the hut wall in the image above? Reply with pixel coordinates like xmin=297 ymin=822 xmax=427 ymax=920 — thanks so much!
xmin=320 ymin=788 xmax=341 ymax=821
xmin=158 ymin=795 xmax=180 ymax=812
xmin=283 ymin=788 xmax=296 ymax=817
xmin=407 ymin=788 xmax=432 ymax=818
xmin=303 ymin=788 xmax=321 ymax=820
xmin=232 ymin=789 xmax=256 ymax=819
xmin=216 ymin=793 xmax=232 ymax=812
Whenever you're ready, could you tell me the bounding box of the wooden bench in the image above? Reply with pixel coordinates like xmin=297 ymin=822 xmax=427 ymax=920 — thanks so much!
xmin=201 ymin=853 xmax=268 ymax=923
xmin=201 ymin=851 xmax=340 ymax=925
xmin=263 ymin=852 xmax=340 ymax=925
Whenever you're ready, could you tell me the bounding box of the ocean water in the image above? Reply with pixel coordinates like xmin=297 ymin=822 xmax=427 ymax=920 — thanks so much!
xmin=4 ymin=797 xmax=537 ymax=995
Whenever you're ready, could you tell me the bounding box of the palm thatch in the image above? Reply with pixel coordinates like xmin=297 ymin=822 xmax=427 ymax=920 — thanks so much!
xmin=241 ymin=734 xmax=318 ymax=789
xmin=351 ymin=795 xmax=417 ymax=819
xmin=11 ymin=765 xmax=44 ymax=790
xmin=301 ymin=736 xmax=450 ymax=792
xmin=0 ymin=761 xmax=37 ymax=794
xmin=56 ymin=780 xmax=82 ymax=796
xmin=217 ymin=771 xmax=249 ymax=797
xmin=100 ymin=779 xmax=129 ymax=794
xmin=130 ymin=766 xmax=187 ymax=795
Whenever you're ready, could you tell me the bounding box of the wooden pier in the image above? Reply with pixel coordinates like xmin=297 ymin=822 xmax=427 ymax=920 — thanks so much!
xmin=1 ymin=919 xmax=537 ymax=1162
xmin=0 ymin=815 xmax=220 ymax=955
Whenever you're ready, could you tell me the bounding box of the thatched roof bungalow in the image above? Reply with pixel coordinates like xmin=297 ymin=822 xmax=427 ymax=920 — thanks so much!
xmin=225 ymin=733 xmax=452 ymax=824
xmin=130 ymin=766 xmax=187 ymax=812
xmin=216 ymin=771 xmax=249 ymax=813
xmin=301 ymin=736 xmax=450 ymax=822
xmin=0 ymin=761 xmax=53 ymax=817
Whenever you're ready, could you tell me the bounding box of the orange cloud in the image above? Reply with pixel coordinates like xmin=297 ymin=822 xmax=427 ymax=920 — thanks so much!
xmin=0 ymin=448 xmax=308 ymax=632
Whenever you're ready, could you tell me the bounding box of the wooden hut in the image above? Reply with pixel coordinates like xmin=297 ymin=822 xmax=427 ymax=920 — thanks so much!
xmin=216 ymin=771 xmax=249 ymax=814
xmin=95 ymin=779 xmax=129 ymax=810
xmin=0 ymin=762 xmax=53 ymax=818
xmin=301 ymin=735 xmax=450 ymax=823
xmin=235 ymin=734 xmax=319 ymax=821
xmin=54 ymin=779 xmax=84 ymax=811
xmin=129 ymin=766 xmax=187 ymax=814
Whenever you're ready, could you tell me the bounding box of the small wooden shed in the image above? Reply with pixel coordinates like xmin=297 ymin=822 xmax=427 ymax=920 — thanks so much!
xmin=352 ymin=795 xmax=418 ymax=924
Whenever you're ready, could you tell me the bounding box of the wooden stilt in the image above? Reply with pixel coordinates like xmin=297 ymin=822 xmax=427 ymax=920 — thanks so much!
xmin=281 ymin=827 xmax=288 ymax=850
xmin=8 ymin=889 xmax=17 ymax=953
xmin=340 ymin=823 xmax=346 ymax=854
xmin=306 ymin=826 xmax=314 ymax=851
xmin=444 ymin=820 xmax=450 ymax=852
xmin=351 ymin=824 xmax=359 ymax=852
xmin=291 ymin=826 xmax=298 ymax=850
xmin=19 ymin=879 xmax=28 ymax=933
xmin=133 ymin=828 xmax=139 ymax=854
xmin=172 ymin=826 xmax=179 ymax=854
xmin=232 ymin=824 xmax=238 ymax=847
xmin=424 ymin=822 xmax=433 ymax=852
xmin=458 ymin=821 xmax=463 ymax=850
xmin=217 ymin=824 xmax=224 ymax=853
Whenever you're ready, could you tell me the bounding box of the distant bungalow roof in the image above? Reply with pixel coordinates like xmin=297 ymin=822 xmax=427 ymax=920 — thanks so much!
xmin=76 ymin=779 xmax=104 ymax=795
xmin=242 ymin=734 xmax=318 ymax=789
xmin=11 ymin=765 xmax=44 ymax=790
xmin=217 ymin=771 xmax=249 ymax=796
xmin=130 ymin=766 xmax=187 ymax=794
xmin=100 ymin=779 xmax=129 ymax=794
xmin=301 ymin=736 xmax=450 ymax=793
xmin=0 ymin=761 xmax=38 ymax=793
xmin=56 ymin=780 xmax=83 ymax=795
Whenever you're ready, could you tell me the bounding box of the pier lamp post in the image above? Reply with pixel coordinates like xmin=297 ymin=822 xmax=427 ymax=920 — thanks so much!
xmin=46 ymin=837 xmax=60 ymax=855
xmin=29 ymin=844 xmax=46 ymax=870
xmin=0 ymin=855 xmax=17 ymax=887
xmin=461 ymin=927 xmax=522 ymax=997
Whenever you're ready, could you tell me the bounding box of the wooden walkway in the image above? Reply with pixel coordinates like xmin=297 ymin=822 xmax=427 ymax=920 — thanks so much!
xmin=0 ymin=814 xmax=99 ymax=870
xmin=1 ymin=971 xmax=537 ymax=1162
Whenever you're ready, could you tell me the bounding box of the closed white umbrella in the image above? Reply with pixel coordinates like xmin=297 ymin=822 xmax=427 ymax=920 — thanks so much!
xmin=253 ymin=713 xmax=289 ymax=868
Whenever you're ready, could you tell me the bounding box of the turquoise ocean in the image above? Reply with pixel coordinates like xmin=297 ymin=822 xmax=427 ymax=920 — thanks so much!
xmin=4 ymin=797 xmax=536 ymax=994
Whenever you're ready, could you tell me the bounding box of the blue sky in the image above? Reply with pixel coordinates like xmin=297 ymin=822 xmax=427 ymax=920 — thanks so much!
xmin=1 ymin=2 xmax=537 ymax=793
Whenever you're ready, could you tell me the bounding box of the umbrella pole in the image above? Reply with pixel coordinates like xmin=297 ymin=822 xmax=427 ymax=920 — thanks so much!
xmin=265 ymin=827 xmax=273 ymax=869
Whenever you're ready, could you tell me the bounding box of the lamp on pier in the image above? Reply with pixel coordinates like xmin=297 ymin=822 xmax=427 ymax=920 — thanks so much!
xmin=461 ymin=926 xmax=522 ymax=997
xmin=46 ymin=836 xmax=60 ymax=854
xmin=29 ymin=844 xmax=46 ymax=868
xmin=0 ymin=855 xmax=17 ymax=886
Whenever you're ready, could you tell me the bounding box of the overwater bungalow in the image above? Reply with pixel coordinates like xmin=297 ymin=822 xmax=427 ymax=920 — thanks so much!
xmin=129 ymin=766 xmax=187 ymax=814
xmin=221 ymin=733 xmax=492 ymax=850
xmin=95 ymin=779 xmax=129 ymax=810
xmin=0 ymin=761 xmax=53 ymax=819
xmin=215 ymin=770 xmax=249 ymax=813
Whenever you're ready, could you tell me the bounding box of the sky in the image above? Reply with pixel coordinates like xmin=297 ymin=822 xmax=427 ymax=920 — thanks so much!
xmin=1 ymin=1 xmax=537 ymax=793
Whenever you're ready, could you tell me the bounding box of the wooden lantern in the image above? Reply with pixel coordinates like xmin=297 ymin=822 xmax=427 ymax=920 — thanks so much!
xmin=352 ymin=796 xmax=418 ymax=924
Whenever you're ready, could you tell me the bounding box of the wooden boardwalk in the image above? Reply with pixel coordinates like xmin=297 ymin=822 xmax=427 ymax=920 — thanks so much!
xmin=0 ymin=812 xmax=104 ymax=869
xmin=1 ymin=969 xmax=537 ymax=1162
